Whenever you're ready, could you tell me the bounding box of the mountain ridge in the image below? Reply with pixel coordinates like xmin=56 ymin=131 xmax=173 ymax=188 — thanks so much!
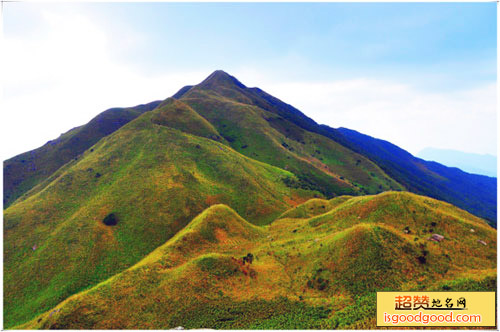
xmin=3 ymin=100 xmax=162 ymax=208
xmin=335 ymin=127 xmax=497 ymax=227
xmin=16 ymin=191 xmax=496 ymax=329
xmin=3 ymin=70 xmax=497 ymax=328
xmin=4 ymin=70 xmax=496 ymax=226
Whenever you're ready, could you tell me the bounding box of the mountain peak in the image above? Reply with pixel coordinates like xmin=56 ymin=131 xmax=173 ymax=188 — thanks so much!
xmin=211 ymin=69 xmax=231 ymax=77
xmin=198 ymin=70 xmax=247 ymax=90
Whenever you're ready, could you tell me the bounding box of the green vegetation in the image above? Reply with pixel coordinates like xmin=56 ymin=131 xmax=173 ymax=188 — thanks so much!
xmin=3 ymin=113 xmax=312 ymax=328
xmin=337 ymin=127 xmax=497 ymax=226
xmin=197 ymin=255 xmax=238 ymax=277
xmin=4 ymin=70 xmax=496 ymax=329
xmin=151 ymin=98 xmax=221 ymax=140
xmin=4 ymin=101 xmax=161 ymax=208
xmin=278 ymin=196 xmax=353 ymax=219
xmin=15 ymin=192 xmax=496 ymax=329
xmin=178 ymin=71 xmax=403 ymax=198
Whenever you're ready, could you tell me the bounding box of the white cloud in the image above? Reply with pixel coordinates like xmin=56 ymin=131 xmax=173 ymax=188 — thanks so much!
xmin=2 ymin=8 xmax=496 ymax=161
xmin=259 ymin=78 xmax=497 ymax=156
xmin=1 ymin=9 xmax=208 ymax=160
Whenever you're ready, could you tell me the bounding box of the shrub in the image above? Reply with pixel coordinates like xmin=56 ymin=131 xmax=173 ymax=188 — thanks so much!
xmin=242 ymin=253 xmax=254 ymax=264
xmin=281 ymin=175 xmax=327 ymax=195
xmin=103 ymin=213 xmax=118 ymax=226
xmin=417 ymin=256 xmax=426 ymax=264
xmin=307 ymin=268 xmax=331 ymax=291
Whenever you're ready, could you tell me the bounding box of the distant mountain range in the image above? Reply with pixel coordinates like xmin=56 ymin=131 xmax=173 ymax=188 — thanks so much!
xmin=333 ymin=128 xmax=497 ymax=226
xmin=417 ymin=147 xmax=497 ymax=178
xmin=3 ymin=70 xmax=496 ymax=329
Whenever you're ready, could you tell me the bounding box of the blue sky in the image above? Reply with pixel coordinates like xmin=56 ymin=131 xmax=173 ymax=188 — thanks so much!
xmin=2 ymin=2 xmax=497 ymax=158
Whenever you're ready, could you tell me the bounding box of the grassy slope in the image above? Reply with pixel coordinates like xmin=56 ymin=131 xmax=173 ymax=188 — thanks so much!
xmin=151 ymin=98 xmax=222 ymax=140
xmin=179 ymin=75 xmax=402 ymax=197
xmin=335 ymin=127 xmax=497 ymax=227
xmin=6 ymin=69 xmax=496 ymax=229
xmin=5 ymin=70 xmax=496 ymax=329
xmin=4 ymin=108 xmax=318 ymax=328
xmin=4 ymin=70 xmax=402 ymax=209
xmin=3 ymin=101 xmax=161 ymax=208
xmin=19 ymin=192 xmax=496 ymax=329
xmin=278 ymin=196 xmax=353 ymax=219
xmin=181 ymin=70 xmax=496 ymax=226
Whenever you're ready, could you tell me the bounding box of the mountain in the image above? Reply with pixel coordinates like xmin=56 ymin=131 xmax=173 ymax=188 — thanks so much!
xmin=334 ymin=128 xmax=497 ymax=227
xmin=3 ymin=70 xmax=497 ymax=328
xmin=3 ymin=100 xmax=161 ymax=208
xmin=173 ymin=71 xmax=403 ymax=197
xmin=4 ymin=71 xmax=402 ymax=210
xmin=6 ymin=70 xmax=495 ymax=226
xmin=17 ymin=192 xmax=496 ymax=329
xmin=5 ymin=71 xmax=404 ymax=328
xmin=4 ymin=103 xmax=320 ymax=328
xmin=417 ymin=147 xmax=497 ymax=178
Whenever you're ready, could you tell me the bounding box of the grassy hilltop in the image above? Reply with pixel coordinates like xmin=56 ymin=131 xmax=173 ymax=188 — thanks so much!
xmin=18 ymin=192 xmax=496 ymax=329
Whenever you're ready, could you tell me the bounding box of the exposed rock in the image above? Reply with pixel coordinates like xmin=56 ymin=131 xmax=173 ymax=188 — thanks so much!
xmin=429 ymin=234 xmax=444 ymax=242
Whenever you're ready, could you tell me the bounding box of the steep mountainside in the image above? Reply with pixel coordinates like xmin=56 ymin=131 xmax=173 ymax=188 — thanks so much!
xmin=3 ymin=100 xmax=161 ymax=208
xmin=5 ymin=70 xmax=495 ymax=225
xmin=177 ymin=71 xmax=402 ymax=196
xmin=335 ymin=128 xmax=497 ymax=227
xmin=18 ymin=192 xmax=496 ymax=329
xmin=172 ymin=71 xmax=496 ymax=226
xmin=4 ymin=107 xmax=317 ymax=328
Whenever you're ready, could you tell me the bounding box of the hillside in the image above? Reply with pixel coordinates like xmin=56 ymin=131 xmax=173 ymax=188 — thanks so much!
xmin=3 ymin=70 xmax=497 ymax=328
xmin=17 ymin=192 xmax=496 ymax=329
xmin=334 ymin=128 xmax=497 ymax=227
xmin=177 ymin=71 xmax=403 ymax=196
xmin=4 ymin=71 xmax=402 ymax=207
xmin=173 ymin=71 xmax=496 ymax=226
xmin=4 ymin=70 xmax=404 ymax=328
xmin=3 ymin=100 xmax=161 ymax=208
xmin=5 ymin=70 xmax=495 ymax=225
xmin=4 ymin=109 xmax=318 ymax=328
